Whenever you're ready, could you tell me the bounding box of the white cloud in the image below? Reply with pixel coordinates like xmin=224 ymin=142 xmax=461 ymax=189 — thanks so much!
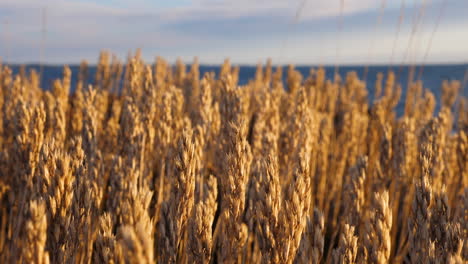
xmin=0 ymin=0 xmax=396 ymax=24
xmin=159 ymin=0 xmax=383 ymax=22
xmin=0 ymin=0 xmax=465 ymax=64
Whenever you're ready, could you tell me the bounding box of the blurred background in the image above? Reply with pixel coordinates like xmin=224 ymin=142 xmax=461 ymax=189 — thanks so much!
xmin=1 ymin=0 xmax=467 ymax=65
xmin=1 ymin=0 xmax=467 ymax=115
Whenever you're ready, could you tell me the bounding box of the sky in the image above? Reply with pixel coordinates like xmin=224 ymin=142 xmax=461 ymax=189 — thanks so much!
xmin=0 ymin=0 xmax=467 ymax=65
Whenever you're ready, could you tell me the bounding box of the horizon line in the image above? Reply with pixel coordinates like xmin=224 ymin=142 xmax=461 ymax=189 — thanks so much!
xmin=3 ymin=60 xmax=468 ymax=68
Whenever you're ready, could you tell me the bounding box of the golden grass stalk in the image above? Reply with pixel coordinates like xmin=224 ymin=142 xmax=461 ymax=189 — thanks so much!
xmin=0 ymin=52 xmax=466 ymax=264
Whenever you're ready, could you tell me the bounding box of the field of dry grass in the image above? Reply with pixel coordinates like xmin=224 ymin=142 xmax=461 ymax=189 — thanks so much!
xmin=0 ymin=51 xmax=466 ymax=263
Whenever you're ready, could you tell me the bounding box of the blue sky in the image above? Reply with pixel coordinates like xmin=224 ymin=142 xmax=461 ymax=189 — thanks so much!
xmin=0 ymin=0 xmax=467 ymax=65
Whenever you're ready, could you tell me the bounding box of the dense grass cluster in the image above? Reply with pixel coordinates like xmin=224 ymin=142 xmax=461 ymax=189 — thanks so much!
xmin=0 ymin=51 xmax=466 ymax=263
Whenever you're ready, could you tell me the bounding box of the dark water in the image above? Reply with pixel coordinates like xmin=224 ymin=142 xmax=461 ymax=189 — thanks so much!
xmin=6 ymin=64 xmax=468 ymax=115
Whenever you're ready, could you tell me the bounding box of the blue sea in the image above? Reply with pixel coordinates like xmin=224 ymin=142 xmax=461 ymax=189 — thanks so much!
xmin=6 ymin=64 xmax=468 ymax=116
